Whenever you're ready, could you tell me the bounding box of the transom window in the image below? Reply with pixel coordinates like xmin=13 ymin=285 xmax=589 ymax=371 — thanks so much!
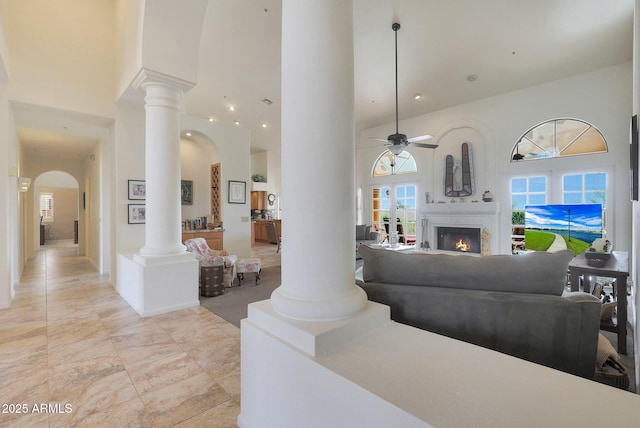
xmin=372 ymin=150 xmax=417 ymax=176
xmin=511 ymin=118 xmax=607 ymax=161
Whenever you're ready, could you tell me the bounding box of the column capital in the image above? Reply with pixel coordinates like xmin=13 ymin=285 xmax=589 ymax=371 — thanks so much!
xmin=132 ymin=68 xmax=196 ymax=95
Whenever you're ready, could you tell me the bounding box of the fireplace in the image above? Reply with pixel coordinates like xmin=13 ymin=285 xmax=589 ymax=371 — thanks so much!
xmin=437 ymin=226 xmax=481 ymax=254
xmin=421 ymin=202 xmax=499 ymax=254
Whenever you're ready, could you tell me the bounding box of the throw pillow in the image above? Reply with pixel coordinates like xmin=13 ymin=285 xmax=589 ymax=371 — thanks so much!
xmin=356 ymin=225 xmax=367 ymax=240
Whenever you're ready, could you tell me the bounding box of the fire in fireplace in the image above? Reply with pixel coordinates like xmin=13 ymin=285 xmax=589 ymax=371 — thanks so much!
xmin=437 ymin=226 xmax=481 ymax=254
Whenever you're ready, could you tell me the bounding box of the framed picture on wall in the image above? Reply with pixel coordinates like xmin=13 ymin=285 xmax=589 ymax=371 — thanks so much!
xmin=181 ymin=180 xmax=193 ymax=205
xmin=128 ymin=180 xmax=146 ymax=200
xmin=128 ymin=204 xmax=146 ymax=224
xmin=228 ymin=180 xmax=246 ymax=204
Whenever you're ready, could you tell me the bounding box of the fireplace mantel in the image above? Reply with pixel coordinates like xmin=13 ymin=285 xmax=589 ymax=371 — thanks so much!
xmin=422 ymin=201 xmax=500 ymax=215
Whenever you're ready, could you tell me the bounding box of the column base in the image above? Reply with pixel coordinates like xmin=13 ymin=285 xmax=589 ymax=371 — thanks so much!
xmin=239 ymin=300 xmax=432 ymax=427
xmin=270 ymin=284 xmax=368 ymax=322
xmin=117 ymin=252 xmax=199 ymax=317
xmin=247 ymin=299 xmax=389 ymax=356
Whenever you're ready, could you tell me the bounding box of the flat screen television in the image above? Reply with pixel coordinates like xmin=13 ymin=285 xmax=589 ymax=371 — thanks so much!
xmin=524 ymin=204 xmax=603 ymax=252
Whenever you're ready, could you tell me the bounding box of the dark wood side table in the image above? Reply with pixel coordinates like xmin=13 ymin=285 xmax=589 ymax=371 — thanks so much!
xmin=568 ymin=250 xmax=629 ymax=354
xmin=200 ymin=265 xmax=225 ymax=297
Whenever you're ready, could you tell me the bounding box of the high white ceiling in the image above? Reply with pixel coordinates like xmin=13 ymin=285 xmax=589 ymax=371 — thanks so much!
xmin=185 ymin=0 xmax=634 ymax=155
xmin=11 ymin=0 xmax=636 ymax=159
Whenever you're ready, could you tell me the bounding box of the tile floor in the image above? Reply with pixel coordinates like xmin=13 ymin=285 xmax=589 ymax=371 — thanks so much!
xmin=0 ymin=240 xmax=241 ymax=427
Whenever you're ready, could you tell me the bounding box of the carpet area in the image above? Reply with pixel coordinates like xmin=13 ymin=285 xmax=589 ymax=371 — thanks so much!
xmin=199 ymin=265 xmax=281 ymax=328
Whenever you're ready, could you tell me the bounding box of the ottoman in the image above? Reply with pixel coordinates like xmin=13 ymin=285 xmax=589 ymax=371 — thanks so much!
xmin=236 ymin=258 xmax=262 ymax=285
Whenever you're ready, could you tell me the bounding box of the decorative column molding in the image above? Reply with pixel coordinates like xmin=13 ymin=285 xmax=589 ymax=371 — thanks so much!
xmin=270 ymin=0 xmax=367 ymax=321
xmin=132 ymin=69 xmax=195 ymax=260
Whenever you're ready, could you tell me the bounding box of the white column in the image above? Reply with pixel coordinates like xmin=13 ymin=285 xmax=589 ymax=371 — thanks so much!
xmin=133 ymin=70 xmax=193 ymax=258
xmin=119 ymin=70 xmax=199 ymax=317
xmin=271 ymin=0 xmax=367 ymax=321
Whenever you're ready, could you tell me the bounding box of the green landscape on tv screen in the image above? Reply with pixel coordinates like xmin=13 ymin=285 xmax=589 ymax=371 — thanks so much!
xmin=524 ymin=204 xmax=603 ymax=254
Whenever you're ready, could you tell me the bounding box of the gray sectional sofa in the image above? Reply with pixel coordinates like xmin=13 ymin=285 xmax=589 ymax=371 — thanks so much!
xmin=355 ymin=225 xmax=380 ymax=259
xmin=356 ymin=245 xmax=602 ymax=378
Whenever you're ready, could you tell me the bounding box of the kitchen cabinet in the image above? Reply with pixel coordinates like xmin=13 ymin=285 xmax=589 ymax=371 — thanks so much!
xmin=253 ymin=221 xmax=267 ymax=242
xmin=253 ymin=219 xmax=281 ymax=243
xmin=251 ymin=191 xmax=267 ymax=210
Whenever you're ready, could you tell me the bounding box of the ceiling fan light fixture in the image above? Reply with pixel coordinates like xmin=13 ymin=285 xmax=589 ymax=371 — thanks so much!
xmin=389 ymin=145 xmax=404 ymax=156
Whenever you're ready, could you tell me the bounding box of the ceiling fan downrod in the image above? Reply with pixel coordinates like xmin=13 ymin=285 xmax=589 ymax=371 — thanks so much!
xmin=393 ymin=22 xmax=400 ymax=136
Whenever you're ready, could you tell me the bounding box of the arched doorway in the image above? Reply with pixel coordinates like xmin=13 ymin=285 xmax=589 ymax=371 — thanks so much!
xmin=33 ymin=171 xmax=79 ymax=248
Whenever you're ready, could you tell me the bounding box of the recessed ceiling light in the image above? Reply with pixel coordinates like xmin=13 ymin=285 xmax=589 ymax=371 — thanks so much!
xmin=261 ymin=123 xmax=268 ymax=128
xmin=262 ymin=98 xmax=273 ymax=105
xmin=229 ymin=106 xmax=235 ymax=112
xmin=234 ymin=121 xmax=240 ymax=125
xmin=414 ymin=94 xmax=422 ymax=100
xmin=208 ymin=117 xmax=215 ymax=122
xmin=185 ymin=132 xmax=192 ymax=137
xmin=467 ymin=74 xmax=478 ymax=82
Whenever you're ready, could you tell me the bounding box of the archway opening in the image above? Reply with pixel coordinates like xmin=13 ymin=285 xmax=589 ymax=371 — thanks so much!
xmin=34 ymin=171 xmax=79 ymax=246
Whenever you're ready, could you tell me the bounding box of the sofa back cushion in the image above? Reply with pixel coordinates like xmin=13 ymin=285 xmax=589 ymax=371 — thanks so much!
xmin=356 ymin=224 xmax=372 ymax=240
xmin=359 ymin=245 xmax=574 ymax=296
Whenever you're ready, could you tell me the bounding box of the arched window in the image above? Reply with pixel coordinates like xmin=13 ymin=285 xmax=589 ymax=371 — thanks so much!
xmin=372 ymin=150 xmax=417 ymax=176
xmin=511 ymin=118 xmax=607 ymax=161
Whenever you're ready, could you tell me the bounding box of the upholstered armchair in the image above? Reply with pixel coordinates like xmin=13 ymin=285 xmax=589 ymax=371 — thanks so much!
xmin=184 ymin=237 xmax=237 ymax=287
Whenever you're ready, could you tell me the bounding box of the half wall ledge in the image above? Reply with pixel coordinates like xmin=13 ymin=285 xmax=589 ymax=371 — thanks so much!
xmin=240 ymin=298 xmax=640 ymax=427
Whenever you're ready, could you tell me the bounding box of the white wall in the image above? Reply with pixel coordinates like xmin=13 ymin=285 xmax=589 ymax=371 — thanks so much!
xmin=182 ymin=115 xmax=252 ymax=259
xmin=115 ymin=0 xmax=144 ymax=98
xmin=249 ymin=148 xmax=283 ymax=219
xmin=113 ymin=103 xmax=146 ymax=260
xmin=358 ymin=63 xmax=633 ymax=255
xmin=250 ymin=150 xmax=268 ymax=180
xmin=2 ymin=0 xmax=116 ymax=118
xmin=180 ymin=136 xmax=220 ymax=223
xmin=0 ymin=80 xmax=11 ymax=307
xmin=85 ymin=141 xmax=108 ymax=273
xmin=139 ymin=0 xmax=207 ymax=86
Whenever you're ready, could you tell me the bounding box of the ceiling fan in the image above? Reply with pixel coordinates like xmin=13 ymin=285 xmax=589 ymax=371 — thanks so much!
xmin=372 ymin=22 xmax=437 ymax=155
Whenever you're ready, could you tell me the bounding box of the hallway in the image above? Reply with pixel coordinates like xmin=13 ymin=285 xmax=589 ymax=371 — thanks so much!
xmin=0 ymin=240 xmax=240 ymax=427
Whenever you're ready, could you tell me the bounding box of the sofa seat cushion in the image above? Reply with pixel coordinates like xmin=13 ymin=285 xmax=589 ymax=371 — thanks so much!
xmin=359 ymin=245 xmax=574 ymax=296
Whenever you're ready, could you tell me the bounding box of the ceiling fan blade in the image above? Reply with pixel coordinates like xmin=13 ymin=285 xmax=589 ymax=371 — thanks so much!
xmin=369 ymin=137 xmax=391 ymax=142
xmin=406 ymin=134 xmax=434 ymax=143
xmin=410 ymin=142 xmax=438 ymax=149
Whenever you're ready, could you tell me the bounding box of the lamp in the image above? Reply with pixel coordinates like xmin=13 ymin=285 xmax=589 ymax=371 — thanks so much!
xmin=18 ymin=177 xmax=31 ymax=192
